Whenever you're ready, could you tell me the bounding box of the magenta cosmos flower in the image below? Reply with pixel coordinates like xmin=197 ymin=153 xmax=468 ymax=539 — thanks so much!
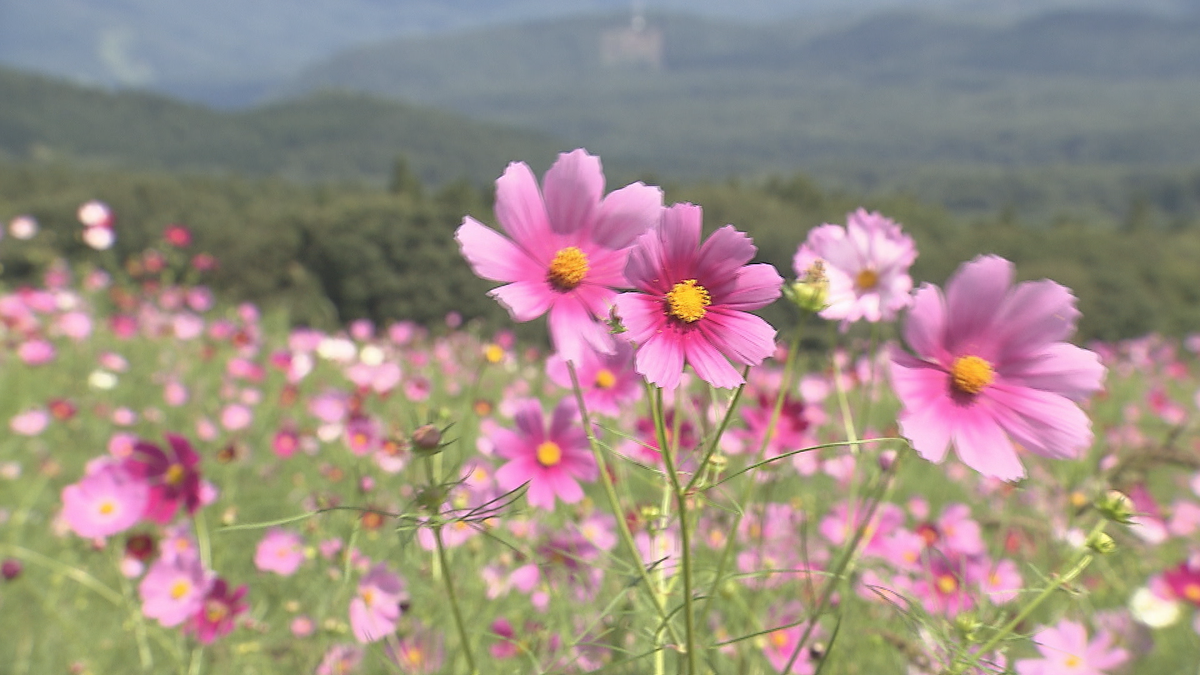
xmin=794 ymin=208 xmax=916 ymax=325
xmin=890 ymin=255 xmax=1105 ymax=480
xmin=124 ymin=434 xmax=204 ymax=523
xmin=613 ymin=203 xmax=783 ymax=390
xmin=185 ymin=578 xmax=248 ymax=644
xmin=493 ymin=398 xmax=597 ymax=510
xmin=456 ymin=149 xmax=662 ymax=363
xmin=1015 ymin=619 xmax=1129 ymax=675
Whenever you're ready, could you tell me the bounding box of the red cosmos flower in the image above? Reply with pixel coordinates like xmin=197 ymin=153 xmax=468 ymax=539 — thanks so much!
xmin=163 ymin=223 xmax=193 ymax=248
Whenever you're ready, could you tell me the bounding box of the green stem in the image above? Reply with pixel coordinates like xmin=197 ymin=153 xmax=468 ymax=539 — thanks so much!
xmin=0 ymin=544 xmax=122 ymax=606
xmin=565 ymin=361 xmax=685 ymax=648
xmin=684 ymin=369 xmax=750 ymax=493
xmin=951 ymin=520 xmax=1106 ymax=674
xmin=699 ymin=328 xmax=804 ymax=623
xmin=780 ymin=452 xmax=902 ymax=675
xmin=655 ymin=388 xmax=698 ymax=675
xmin=433 ymin=525 xmax=479 ymax=675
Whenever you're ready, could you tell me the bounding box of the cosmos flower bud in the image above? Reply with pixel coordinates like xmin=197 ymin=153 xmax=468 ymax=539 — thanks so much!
xmin=411 ymin=425 xmax=443 ymax=454
xmin=1086 ymin=531 xmax=1116 ymax=555
xmin=1 ymin=558 xmax=21 ymax=580
xmin=783 ymin=260 xmax=830 ymax=314
xmin=1096 ymin=490 xmax=1135 ymax=524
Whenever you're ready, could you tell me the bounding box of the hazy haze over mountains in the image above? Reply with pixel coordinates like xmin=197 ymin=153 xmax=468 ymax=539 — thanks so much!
xmin=1 ymin=0 xmax=1196 ymax=106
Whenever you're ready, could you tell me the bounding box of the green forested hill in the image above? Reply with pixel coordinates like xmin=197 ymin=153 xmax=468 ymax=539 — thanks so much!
xmin=281 ymin=10 xmax=1200 ymax=180
xmin=0 ymin=67 xmax=565 ymax=185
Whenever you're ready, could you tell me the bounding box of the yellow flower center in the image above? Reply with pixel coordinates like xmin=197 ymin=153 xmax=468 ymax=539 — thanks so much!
xmin=936 ymin=574 xmax=958 ymax=595
xmin=484 ymin=344 xmax=504 ymax=363
xmin=1064 ymin=655 xmax=1082 ymax=668
xmin=666 ymin=279 xmax=711 ymax=323
xmin=950 ymin=355 xmax=994 ymax=395
xmin=361 ymin=588 xmax=375 ymax=607
xmin=205 ymin=600 xmax=228 ymax=623
xmin=856 ymin=268 xmax=879 ymax=290
xmin=1186 ymin=583 xmax=1200 ymax=603
xmin=546 ymin=246 xmax=589 ymax=291
xmin=405 ymin=648 xmax=424 ymax=666
xmin=536 ymin=441 xmax=563 ymax=467
xmin=98 ymin=500 xmax=116 ymax=516
xmin=594 ymin=368 xmax=617 ymax=389
xmin=165 ymin=463 xmax=185 ymax=485
xmin=769 ymin=630 xmax=790 ymax=648
xmin=170 ymin=580 xmax=191 ymax=600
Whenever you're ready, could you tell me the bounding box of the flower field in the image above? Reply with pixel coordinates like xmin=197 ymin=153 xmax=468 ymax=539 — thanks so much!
xmin=3 ymin=151 xmax=1200 ymax=675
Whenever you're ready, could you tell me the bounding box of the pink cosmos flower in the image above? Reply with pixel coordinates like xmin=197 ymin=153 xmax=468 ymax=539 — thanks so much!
xmin=1015 ymin=620 xmax=1129 ymax=675
xmin=254 ymin=528 xmax=306 ymax=576
xmin=349 ymin=562 xmax=408 ymax=643
xmin=61 ymin=461 xmax=149 ymax=538
xmin=10 ymin=408 xmax=49 ymax=436
xmin=316 ymin=644 xmax=364 ymax=675
xmin=613 ymin=203 xmax=783 ymax=390
xmin=184 ymin=578 xmax=248 ymax=644
xmin=139 ymin=555 xmax=212 ymax=627
xmin=493 ymin=399 xmax=598 ymax=510
xmin=545 ymin=340 xmax=641 ymax=417
xmin=794 ymin=208 xmax=916 ymax=325
xmin=890 ymin=255 xmax=1105 ymax=480
xmin=124 ymin=434 xmax=204 ymax=524
xmin=456 ymin=148 xmax=663 ymax=363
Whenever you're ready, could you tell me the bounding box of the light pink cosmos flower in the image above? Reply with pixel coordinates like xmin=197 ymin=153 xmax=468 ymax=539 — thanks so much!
xmin=349 ymin=562 xmax=408 ymax=643
xmin=456 ymin=149 xmax=663 ymax=363
xmin=1015 ymin=620 xmax=1129 ymax=675
xmin=794 ymin=208 xmax=916 ymax=326
xmin=613 ymin=203 xmax=783 ymax=390
xmin=890 ymin=255 xmax=1105 ymax=481
xmin=10 ymin=408 xmax=49 ymax=436
xmin=61 ymin=461 xmax=149 ymax=538
xmin=493 ymin=399 xmax=598 ymax=510
xmin=139 ymin=555 xmax=212 ymax=627
xmin=254 ymin=528 xmax=306 ymax=576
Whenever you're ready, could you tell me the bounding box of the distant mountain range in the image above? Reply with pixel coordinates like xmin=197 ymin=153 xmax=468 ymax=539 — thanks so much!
xmin=274 ymin=9 xmax=1200 ymax=177
xmin=1 ymin=0 xmax=1197 ymax=107
xmin=0 ymin=67 xmax=565 ymax=185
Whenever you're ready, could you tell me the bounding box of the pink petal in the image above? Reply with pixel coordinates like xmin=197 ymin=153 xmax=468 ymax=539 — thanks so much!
xmin=695 ymin=225 xmax=756 ymax=284
xmin=683 ymin=333 xmax=744 ymax=389
xmin=512 ymin=401 xmax=546 ymax=441
xmin=991 ymin=279 xmax=1080 ymax=362
xmin=594 ymin=181 xmax=662 ymax=249
xmin=636 ymin=333 xmax=685 ymax=390
xmin=542 ymin=149 xmax=602 ymax=237
xmin=943 ymin=256 xmax=1013 ymax=357
xmin=456 ymin=218 xmax=539 ymax=283
xmin=525 ymin=472 xmax=557 ymax=510
xmin=983 ymin=382 xmax=1093 ymax=461
xmin=658 ymin=203 xmax=702 ymax=283
xmin=612 ymin=293 xmax=666 ymax=344
xmin=494 ymin=162 xmax=555 ymax=261
xmin=495 ymin=457 xmax=538 ymax=493
xmin=547 ymin=468 xmax=584 ymax=504
xmin=1001 ymin=343 xmax=1105 ymax=402
xmin=902 ymin=284 xmax=950 ymax=366
xmin=892 ymin=362 xmax=954 ymax=464
xmin=698 ymin=308 xmax=776 ymax=366
xmin=624 ymin=229 xmax=669 ymax=292
xmin=489 ymin=281 xmax=554 ymax=322
xmin=548 ymin=294 xmax=613 ymax=363
xmin=951 ymin=404 xmax=1025 ymax=481
xmin=715 ymin=263 xmax=783 ymax=311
